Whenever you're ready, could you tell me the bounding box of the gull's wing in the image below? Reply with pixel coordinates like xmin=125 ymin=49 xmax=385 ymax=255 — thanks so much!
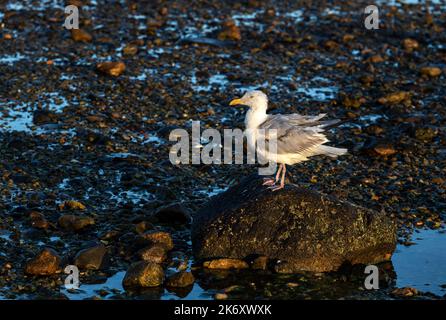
xmin=260 ymin=114 xmax=323 ymax=128
xmin=258 ymin=114 xmax=330 ymax=155
xmin=262 ymin=113 xmax=340 ymax=129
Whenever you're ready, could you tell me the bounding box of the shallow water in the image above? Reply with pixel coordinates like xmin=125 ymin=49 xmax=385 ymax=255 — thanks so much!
xmin=45 ymin=227 xmax=446 ymax=300
xmin=392 ymin=229 xmax=446 ymax=296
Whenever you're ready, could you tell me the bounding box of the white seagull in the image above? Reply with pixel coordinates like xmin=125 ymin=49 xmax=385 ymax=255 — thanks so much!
xmin=229 ymin=90 xmax=347 ymax=191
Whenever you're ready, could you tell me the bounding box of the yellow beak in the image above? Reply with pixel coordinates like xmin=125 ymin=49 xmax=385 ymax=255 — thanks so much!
xmin=229 ymin=98 xmax=243 ymax=106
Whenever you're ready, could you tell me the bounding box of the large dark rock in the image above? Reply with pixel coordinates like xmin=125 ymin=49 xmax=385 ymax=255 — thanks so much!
xmin=192 ymin=175 xmax=397 ymax=273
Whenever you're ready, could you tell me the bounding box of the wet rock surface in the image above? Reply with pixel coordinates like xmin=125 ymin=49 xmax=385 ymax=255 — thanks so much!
xmin=0 ymin=0 xmax=445 ymax=300
xmin=122 ymin=261 xmax=164 ymax=288
xmin=58 ymin=215 xmax=95 ymax=232
xmin=24 ymin=248 xmax=61 ymax=276
xmin=138 ymin=245 xmax=167 ymax=264
xmin=166 ymin=271 xmax=195 ymax=288
xmin=193 ymin=175 xmax=397 ymax=272
xmin=73 ymin=244 xmax=107 ymax=270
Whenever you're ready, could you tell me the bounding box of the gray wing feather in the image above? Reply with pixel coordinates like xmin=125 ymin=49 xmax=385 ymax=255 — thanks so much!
xmin=259 ymin=114 xmax=331 ymax=155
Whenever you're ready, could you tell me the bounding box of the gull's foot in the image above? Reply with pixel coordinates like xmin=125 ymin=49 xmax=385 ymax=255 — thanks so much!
xmin=262 ymin=177 xmax=276 ymax=186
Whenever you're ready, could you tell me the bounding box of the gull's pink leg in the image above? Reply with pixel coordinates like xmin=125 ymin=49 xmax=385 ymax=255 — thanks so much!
xmin=275 ymin=164 xmax=283 ymax=182
xmin=270 ymin=164 xmax=286 ymax=191
xmin=263 ymin=164 xmax=282 ymax=186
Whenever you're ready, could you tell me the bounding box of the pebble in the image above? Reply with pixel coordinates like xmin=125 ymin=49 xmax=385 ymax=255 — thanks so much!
xmin=29 ymin=211 xmax=50 ymax=229
xmin=415 ymin=127 xmax=438 ymax=142
xmin=24 ymin=248 xmax=61 ymax=276
xmin=166 ymin=271 xmax=195 ymax=287
xmin=71 ymin=29 xmax=93 ymax=42
xmin=203 ymin=258 xmax=249 ymax=270
xmin=378 ymin=91 xmax=410 ymax=105
xmin=59 ymin=200 xmax=86 ymax=211
xmin=33 ymin=110 xmax=58 ymax=125
xmin=420 ymin=67 xmax=441 ymax=77
xmin=218 ymin=20 xmax=241 ymax=41
xmin=402 ymin=38 xmax=419 ymax=51
xmin=373 ymin=144 xmax=397 ymax=156
xmin=123 ymin=44 xmax=138 ymax=56
xmin=140 ymin=231 xmax=174 ymax=250
xmin=74 ymin=244 xmax=107 ymax=270
xmin=391 ymin=287 xmax=418 ymax=297
xmin=368 ymin=55 xmax=384 ymax=63
xmin=58 ymin=214 xmax=95 ymax=232
xmin=138 ymin=245 xmax=167 ymax=264
xmin=96 ymin=61 xmax=126 ymax=77
xmin=135 ymin=221 xmax=154 ymax=234
xmin=215 ymin=293 xmax=228 ymax=300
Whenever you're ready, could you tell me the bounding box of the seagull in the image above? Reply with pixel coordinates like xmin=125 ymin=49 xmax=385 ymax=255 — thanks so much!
xmin=229 ymin=90 xmax=347 ymax=191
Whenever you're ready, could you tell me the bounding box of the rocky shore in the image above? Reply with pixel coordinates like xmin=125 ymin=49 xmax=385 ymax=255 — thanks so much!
xmin=0 ymin=0 xmax=445 ymax=300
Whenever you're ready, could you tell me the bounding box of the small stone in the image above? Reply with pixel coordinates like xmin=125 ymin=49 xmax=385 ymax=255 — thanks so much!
xmin=402 ymin=38 xmax=419 ymax=51
xmin=33 ymin=110 xmax=58 ymax=125
xmin=415 ymin=127 xmax=438 ymax=142
xmin=122 ymin=261 xmax=164 ymax=288
xmin=342 ymin=34 xmax=355 ymax=42
xmin=166 ymin=271 xmax=195 ymax=288
xmin=24 ymin=248 xmax=60 ymax=276
xmin=215 ymin=293 xmax=228 ymax=300
xmin=71 ymin=29 xmax=93 ymax=42
xmin=360 ymin=75 xmax=374 ymax=85
xmin=365 ymin=125 xmax=384 ymax=136
xmin=368 ymin=55 xmax=384 ymax=63
xmin=138 ymin=245 xmax=167 ymax=264
xmin=373 ymin=144 xmax=397 ymax=156
xmin=224 ymin=285 xmax=244 ymax=293
xmin=135 ymin=221 xmax=153 ymax=234
xmin=140 ymin=231 xmax=174 ymax=250
xmin=159 ymin=7 xmax=168 ymax=15
xmin=343 ymin=96 xmax=365 ymax=109
xmin=86 ymin=115 xmax=104 ymax=123
xmin=58 ymin=215 xmax=95 ymax=232
xmin=218 ymin=20 xmax=241 ymax=41
xmin=392 ymin=287 xmax=418 ymax=297
xmin=251 ymin=256 xmax=268 ymax=270
xmin=96 ymin=61 xmax=126 ymax=77
xmin=286 ymin=282 xmax=299 ymax=288
xmin=59 ymin=200 xmax=86 ymax=211
xmin=378 ymin=92 xmax=410 ymax=105
xmin=29 ymin=211 xmax=49 ymax=229
xmin=123 ymin=44 xmax=138 ymax=56
xmin=74 ymin=244 xmax=107 ymax=270
xmin=420 ymin=66 xmax=441 ymax=77
xmin=153 ymin=203 xmax=191 ymax=225
xmin=324 ymin=40 xmax=338 ymax=49
xmin=203 ymin=258 xmax=249 ymax=270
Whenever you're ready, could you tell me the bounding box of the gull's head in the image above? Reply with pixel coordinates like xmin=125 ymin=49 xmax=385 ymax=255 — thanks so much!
xmin=229 ymin=90 xmax=268 ymax=111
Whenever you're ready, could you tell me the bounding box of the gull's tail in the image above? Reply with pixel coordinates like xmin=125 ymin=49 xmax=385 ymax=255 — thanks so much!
xmin=317 ymin=145 xmax=348 ymax=158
